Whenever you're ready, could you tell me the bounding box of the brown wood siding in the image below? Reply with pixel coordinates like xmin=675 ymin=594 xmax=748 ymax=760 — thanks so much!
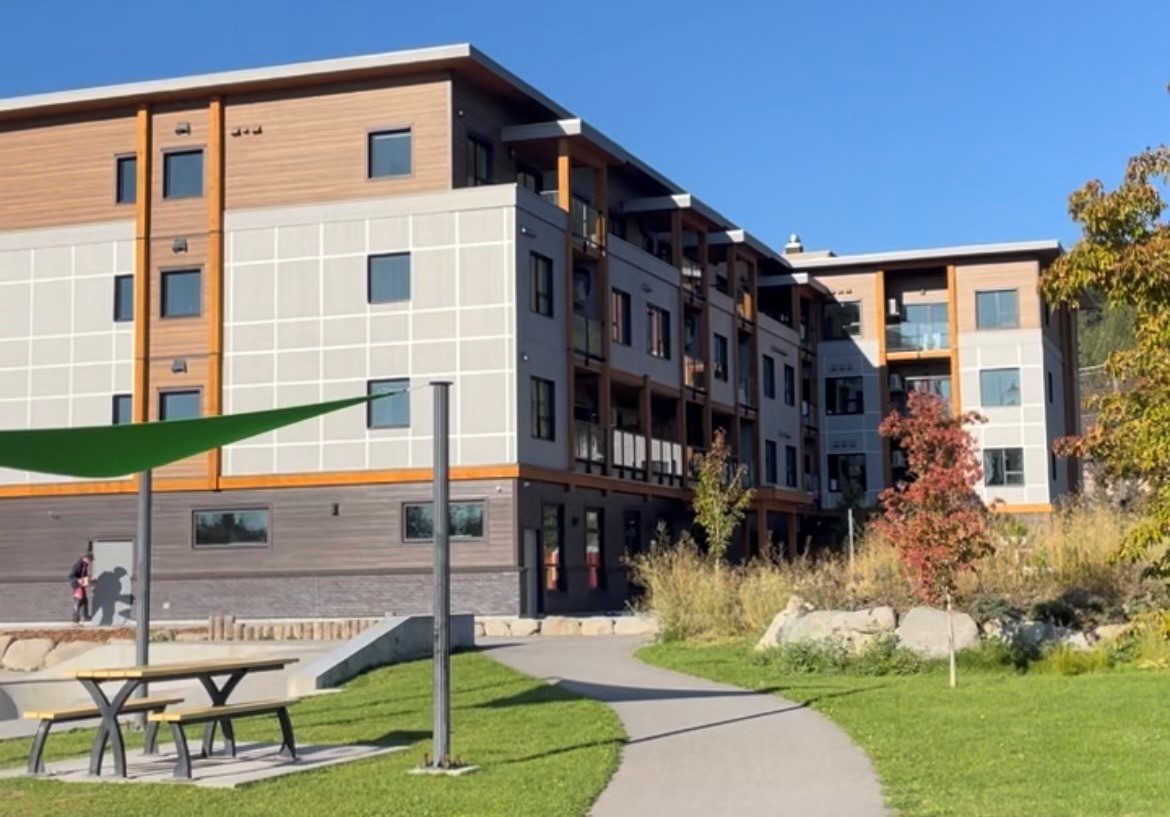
xmin=956 ymin=260 xmax=1041 ymax=332
xmin=451 ymin=78 xmax=526 ymax=188
xmin=149 ymin=234 xmax=211 ymax=359
xmin=150 ymin=355 xmax=212 ymax=480
xmin=222 ymin=75 xmax=452 ymax=210
xmin=0 ymin=479 xmax=516 ymax=579
xmin=150 ymin=104 xmax=211 ymax=238
xmin=817 ymin=272 xmax=879 ymax=341
xmin=0 ymin=109 xmax=138 ymax=230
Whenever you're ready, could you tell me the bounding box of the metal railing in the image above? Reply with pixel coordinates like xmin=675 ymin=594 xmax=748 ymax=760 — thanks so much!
xmin=573 ymin=313 xmax=604 ymax=359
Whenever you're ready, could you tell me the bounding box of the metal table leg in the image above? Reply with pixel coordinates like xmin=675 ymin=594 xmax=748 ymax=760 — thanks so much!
xmin=81 ymin=679 xmax=141 ymax=778
xmin=197 ymin=670 xmax=246 ymax=757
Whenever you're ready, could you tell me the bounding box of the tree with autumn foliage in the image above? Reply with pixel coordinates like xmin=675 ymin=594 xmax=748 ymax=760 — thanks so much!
xmin=874 ymin=390 xmax=993 ymax=687
xmin=1041 ymin=145 xmax=1170 ymax=581
xmin=692 ymin=429 xmax=754 ymax=561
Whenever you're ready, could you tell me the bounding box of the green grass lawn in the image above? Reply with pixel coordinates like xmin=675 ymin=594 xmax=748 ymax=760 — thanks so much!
xmin=641 ymin=642 xmax=1170 ymax=817
xmin=0 ymin=651 xmax=622 ymax=817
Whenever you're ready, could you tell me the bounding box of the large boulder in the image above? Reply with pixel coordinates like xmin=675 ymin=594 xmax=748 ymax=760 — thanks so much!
xmin=757 ymin=599 xmax=896 ymax=651
xmin=895 ymin=607 xmax=979 ymax=658
xmin=756 ymin=596 xmax=812 ymax=650
xmin=613 ymin=615 xmax=659 ymax=636
xmin=2 ymin=638 xmax=55 ymax=672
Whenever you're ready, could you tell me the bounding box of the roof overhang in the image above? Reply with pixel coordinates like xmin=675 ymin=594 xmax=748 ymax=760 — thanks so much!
xmin=758 ymin=272 xmax=832 ymax=296
xmin=619 ymin=194 xmax=735 ymax=229
xmin=709 ymin=229 xmax=795 ymax=268
xmin=788 ymin=240 xmax=1064 ymax=270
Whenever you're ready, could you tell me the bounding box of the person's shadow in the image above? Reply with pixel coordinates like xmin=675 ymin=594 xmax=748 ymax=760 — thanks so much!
xmin=90 ymin=567 xmax=132 ymax=626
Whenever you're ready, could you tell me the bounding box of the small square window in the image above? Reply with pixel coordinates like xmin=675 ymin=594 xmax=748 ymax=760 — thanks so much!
xmin=160 ymin=390 xmax=201 ymax=421
xmin=112 ymin=394 xmax=133 ymax=425
xmin=113 ymin=275 xmax=134 ymax=322
xmin=984 ymin=447 xmax=1025 ymax=486
xmin=161 ymin=269 xmax=201 ymax=318
xmin=529 ymin=253 xmax=553 ymax=317
xmin=976 ymin=290 xmax=1020 ymax=330
xmin=980 ymin=368 xmax=1022 ymax=407
xmin=368 ymin=129 xmax=412 ymax=178
xmin=826 ymin=376 xmax=865 ymax=415
xmin=368 ymin=253 xmax=411 ymax=303
xmin=368 ymin=378 xmax=410 ymax=428
xmin=163 ymin=150 xmax=203 ymax=199
xmin=115 ymin=155 xmax=137 ymax=204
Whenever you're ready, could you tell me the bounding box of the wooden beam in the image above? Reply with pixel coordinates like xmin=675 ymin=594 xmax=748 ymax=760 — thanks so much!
xmin=947 ymin=264 xmax=962 ymax=417
xmin=133 ymin=105 xmax=152 ymax=426
xmin=206 ymin=96 xmax=225 ymax=490
xmin=556 ymin=139 xmax=571 ymax=211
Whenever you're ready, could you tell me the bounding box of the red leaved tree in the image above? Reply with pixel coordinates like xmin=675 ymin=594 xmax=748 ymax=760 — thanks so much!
xmin=874 ymin=390 xmax=993 ymax=688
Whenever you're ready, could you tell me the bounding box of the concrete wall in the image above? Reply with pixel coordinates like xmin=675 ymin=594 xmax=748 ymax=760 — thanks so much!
xmin=608 ymin=236 xmax=683 ymax=388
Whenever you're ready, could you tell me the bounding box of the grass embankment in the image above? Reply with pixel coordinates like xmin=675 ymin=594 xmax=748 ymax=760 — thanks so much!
xmin=641 ymin=641 xmax=1170 ymax=817
xmin=0 ymin=652 xmax=623 ymax=817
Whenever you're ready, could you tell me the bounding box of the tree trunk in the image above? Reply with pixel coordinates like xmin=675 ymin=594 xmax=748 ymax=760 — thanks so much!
xmin=946 ymin=589 xmax=957 ymax=689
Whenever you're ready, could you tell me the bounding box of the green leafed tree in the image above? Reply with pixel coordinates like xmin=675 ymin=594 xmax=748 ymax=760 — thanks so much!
xmin=1041 ymin=145 xmax=1170 ymax=578
xmin=692 ymin=429 xmax=754 ymax=560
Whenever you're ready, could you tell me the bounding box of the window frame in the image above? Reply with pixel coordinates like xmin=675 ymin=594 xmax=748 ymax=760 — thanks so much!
xmin=542 ymin=503 xmax=566 ymax=592
xmin=984 ymin=447 xmax=1026 ymax=486
xmin=611 ymin=288 xmax=631 ymax=345
xmin=764 ymin=440 xmax=778 ymax=484
xmin=646 ymin=304 xmax=671 ymax=359
xmin=191 ymin=507 xmax=271 ymax=550
xmin=783 ymin=364 xmax=796 ymax=406
xmin=465 ymin=132 xmax=493 ymax=187
xmin=584 ymin=507 xmax=605 ymax=590
xmin=828 ymin=453 xmax=868 ymax=494
xmin=113 ymin=274 xmax=134 ymax=322
xmin=975 ymin=289 xmax=1020 ymax=330
xmin=825 ymin=376 xmax=865 ymax=415
xmin=823 ymin=301 xmax=862 ymax=340
xmin=159 ymin=389 xmax=202 ymax=421
xmin=401 ymin=500 xmax=486 ymax=542
xmin=367 ymin=127 xmax=413 ymax=180
xmin=762 ymin=355 xmax=776 ymax=400
xmin=162 ymin=148 xmax=204 ymax=200
xmin=367 ymin=252 xmax=411 ymax=304
xmin=367 ymin=378 xmax=411 ymax=429
xmin=115 ymin=154 xmax=137 ymax=205
xmin=785 ymin=444 xmax=799 ymax=488
xmin=529 ymin=252 xmax=553 ymax=317
xmin=713 ymin=334 xmax=729 ymax=381
xmin=979 ymin=368 xmax=1022 ymax=407
xmin=160 ymin=267 xmax=202 ymax=319
xmin=516 ymin=162 xmax=541 ymax=193
xmin=531 ymin=377 xmax=555 ymax=441
xmin=111 ymin=393 xmax=133 ymax=425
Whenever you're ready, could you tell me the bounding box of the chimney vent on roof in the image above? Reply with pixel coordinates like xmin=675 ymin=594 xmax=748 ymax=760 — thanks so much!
xmin=784 ymin=233 xmax=804 ymax=255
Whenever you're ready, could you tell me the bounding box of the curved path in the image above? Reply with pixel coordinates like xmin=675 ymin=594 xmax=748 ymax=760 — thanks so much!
xmin=484 ymin=636 xmax=888 ymax=817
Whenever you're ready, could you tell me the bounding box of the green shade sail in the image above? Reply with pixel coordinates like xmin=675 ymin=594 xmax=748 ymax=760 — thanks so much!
xmin=0 ymin=393 xmax=383 ymax=479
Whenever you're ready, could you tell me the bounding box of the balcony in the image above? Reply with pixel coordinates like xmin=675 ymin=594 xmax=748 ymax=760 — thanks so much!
xmin=737 ymin=377 xmax=757 ymax=409
xmin=684 ymin=356 xmax=707 ymax=392
xmin=803 ymin=473 xmax=820 ymax=494
xmin=540 ymin=191 xmax=604 ymax=252
xmin=574 ymin=422 xmax=606 ymax=473
xmin=612 ymin=429 xmax=685 ymax=486
xmin=573 ymin=313 xmax=604 ymax=360
xmin=886 ymin=303 xmax=949 ymax=353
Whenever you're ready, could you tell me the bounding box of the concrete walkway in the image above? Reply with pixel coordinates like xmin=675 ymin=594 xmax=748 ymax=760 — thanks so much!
xmin=484 ymin=636 xmax=888 ymax=817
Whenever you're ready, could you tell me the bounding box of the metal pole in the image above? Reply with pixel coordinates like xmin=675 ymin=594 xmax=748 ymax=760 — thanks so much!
xmin=847 ymin=507 xmax=855 ymax=574
xmin=135 ymin=469 xmax=153 ymax=707
xmin=431 ymin=382 xmax=451 ymax=766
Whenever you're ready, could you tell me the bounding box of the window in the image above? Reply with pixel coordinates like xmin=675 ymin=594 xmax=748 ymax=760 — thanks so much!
xmin=162 ymin=149 xmax=203 ymax=199
xmin=825 ymin=376 xmax=864 ymax=415
xmin=160 ymin=390 xmax=201 ymax=421
xmin=765 ymin=441 xmax=778 ymax=484
xmin=402 ymin=501 xmax=485 ymax=541
xmin=531 ymin=377 xmax=555 ymax=441
xmin=713 ymin=334 xmax=729 ymax=381
xmin=368 ymin=378 xmax=410 ymax=429
xmin=1051 ymin=452 xmax=1058 ymax=480
xmin=115 ymin=155 xmax=136 ymax=204
xmin=823 ymin=301 xmax=861 ymax=340
xmin=1046 ymin=371 xmax=1054 ymax=403
xmin=161 ymin=269 xmax=201 ymax=318
xmin=465 ymin=134 xmax=493 ymax=186
xmin=980 ymin=368 xmax=1021 ymax=407
xmin=585 ymin=508 xmax=605 ymax=590
xmin=113 ymin=275 xmax=134 ymax=322
xmin=762 ymin=356 xmax=776 ymax=399
xmin=785 ymin=445 xmax=799 ymax=488
xmin=368 ymin=128 xmax=412 ymax=178
xmin=984 ymin=447 xmax=1025 ymax=486
xmin=828 ymin=453 xmax=867 ymax=494
xmin=368 ymin=253 xmax=411 ymax=303
xmin=528 ymin=253 xmax=553 ymax=317
xmin=112 ymin=394 xmax=132 ymax=425
xmin=516 ymin=164 xmax=540 ymax=193
xmin=784 ymin=364 xmax=796 ymax=406
xmin=193 ymin=509 xmax=270 ymax=549
xmin=647 ymin=305 xmax=671 ymax=359
xmin=623 ymin=510 xmax=642 ymax=557
xmin=542 ymin=504 xmax=565 ymax=592
xmin=976 ymin=290 xmax=1020 ymax=329
xmin=611 ymin=289 xmax=631 ymax=345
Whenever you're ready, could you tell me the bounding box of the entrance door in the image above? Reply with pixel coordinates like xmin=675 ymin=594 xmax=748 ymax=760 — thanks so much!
xmin=89 ymin=539 xmax=134 ymax=626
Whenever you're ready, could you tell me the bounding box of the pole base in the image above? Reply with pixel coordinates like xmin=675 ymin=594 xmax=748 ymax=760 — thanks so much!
xmin=409 ymin=764 xmax=479 ymax=777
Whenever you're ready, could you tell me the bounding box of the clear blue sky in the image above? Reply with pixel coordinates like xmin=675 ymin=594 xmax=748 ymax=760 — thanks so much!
xmin=4 ymin=0 xmax=1167 ymax=254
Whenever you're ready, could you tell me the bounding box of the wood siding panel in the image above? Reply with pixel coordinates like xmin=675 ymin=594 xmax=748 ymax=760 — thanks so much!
xmin=150 ymin=104 xmax=211 ymax=238
xmin=223 ymin=75 xmax=452 ymax=210
xmin=956 ymin=260 xmax=1041 ymax=333
xmin=150 ymin=356 xmax=212 ymax=480
xmin=150 ymin=234 xmax=211 ymax=360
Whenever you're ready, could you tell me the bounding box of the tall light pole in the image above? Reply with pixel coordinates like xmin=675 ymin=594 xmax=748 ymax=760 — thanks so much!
xmin=134 ymin=468 xmax=153 ymax=717
xmin=430 ymin=381 xmax=452 ymax=767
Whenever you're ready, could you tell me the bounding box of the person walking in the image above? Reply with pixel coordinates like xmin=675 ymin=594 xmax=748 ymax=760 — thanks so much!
xmin=69 ymin=551 xmax=93 ymax=624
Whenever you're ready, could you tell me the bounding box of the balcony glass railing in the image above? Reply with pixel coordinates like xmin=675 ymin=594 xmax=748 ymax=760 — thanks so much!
xmin=539 ymin=191 xmax=604 ymax=250
xmin=574 ymin=422 xmax=606 ymax=470
xmin=611 ymin=430 xmax=684 ymax=485
xmin=573 ymin=313 xmax=603 ymax=359
xmin=685 ymin=356 xmax=707 ymax=391
xmin=887 ymin=303 xmax=949 ymax=352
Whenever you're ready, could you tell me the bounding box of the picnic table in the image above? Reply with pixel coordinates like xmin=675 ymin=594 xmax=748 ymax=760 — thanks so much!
xmin=63 ymin=656 xmax=298 ymax=778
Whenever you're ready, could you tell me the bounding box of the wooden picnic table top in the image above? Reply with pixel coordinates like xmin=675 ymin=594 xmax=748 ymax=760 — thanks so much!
xmin=65 ymin=656 xmax=298 ymax=682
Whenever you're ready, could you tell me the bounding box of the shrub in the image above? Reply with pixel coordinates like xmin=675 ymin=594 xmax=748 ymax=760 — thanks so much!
xmin=1030 ymin=599 xmax=1080 ymax=628
xmin=1032 ymin=644 xmax=1115 ymax=676
xmin=754 ymin=636 xmax=929 ymax=677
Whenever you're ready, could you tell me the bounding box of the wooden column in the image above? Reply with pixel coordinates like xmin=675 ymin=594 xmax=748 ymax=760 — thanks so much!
xmin=132 ymin=105 xmax=152 ymax=427
xmin=207 ymin=97 xmax=225 ymax=490
xmin=946 ymin=264 xmax=962 ymax=417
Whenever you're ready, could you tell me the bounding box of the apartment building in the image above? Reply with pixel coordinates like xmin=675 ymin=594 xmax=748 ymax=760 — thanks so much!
xmin=0 ymin=44 xmax=1075 ymax=622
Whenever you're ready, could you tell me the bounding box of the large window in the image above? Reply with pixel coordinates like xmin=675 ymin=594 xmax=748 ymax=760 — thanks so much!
xmin=161 ymin=269 xmax=201 ymax=318
xmin=402 ymin=501 xmax=485 ymax=541
xmin=516 ymin=163 xmax=541 ymax=193
xmin=542 ymin=504 xmax=565 ymax=592
xmin=976 ymin=290 xmax=1020 ymax=329
xmin=765 ymin=441 xmax=778 ymax=484
xmin=529 ymin=253 xmax=553 ymax=317
xmin=193 ymin=509 xmax=270 ymax=549
xmin=823 ymin=301 xmax=861 ymax=340
xmin=368 ymin=378 xmax=410 ymax=428
xmin=647 ymin=305 xmax=671 ymax=359
xmin=585 ymin=508 xmax=605 ymax=590
xmin=784 ymin=364 xmax=796 ymax=406
xmin=825 ymin=376 xmax=864 ymax=415
xmin=785 ymin=445 xmax=798 ymax=488
xmin=162 ymin=149 xmax=203 ymax=199
xmin=531 ymin=377 xmax=555 ymax=441
xmin=115 ymin=155 xmax=137 ymax=205
xmin=762 ymin=356 xmax=776 ymax=399
xmin=984 ymin=448 xmax=1025 ymax=486
xmin=113 ymin=274 xmax=134 ymax=322
xmin=368 ymin=128 xmax=412 ymax=178
xmin=465 ymin=134 xmax=493 ymax=186
xmin=611 ymin=289 xmax=631 ymax=345
xmin=713 ymin=334 xmax=729 ymax=381
xmin=368 ymin=253 xmax=411 ymax=303
xmin=112 ymin=394 xmax=132 ymax=425
xmin=980 ymin=368 xmax=1021 ymax=407
xmin=160 ymin=390 xmax=201 ymax=420
xmin=828 ymin=453 xmax=867 ymax=494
